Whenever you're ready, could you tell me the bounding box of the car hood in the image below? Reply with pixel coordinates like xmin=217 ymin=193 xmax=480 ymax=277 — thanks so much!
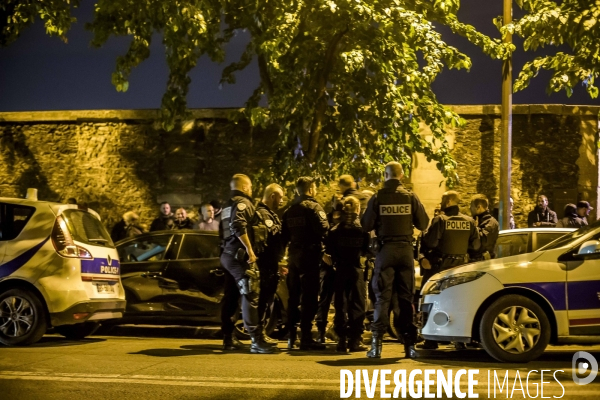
xmin=427 ymin=250 xmax=549 ymax=281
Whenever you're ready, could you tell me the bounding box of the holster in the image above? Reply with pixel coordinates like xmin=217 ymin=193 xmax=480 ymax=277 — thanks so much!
xmin=364 ymin=258 xmax=375 ymax=282
xmin=245 ymin=262 xmax=261 ymax=294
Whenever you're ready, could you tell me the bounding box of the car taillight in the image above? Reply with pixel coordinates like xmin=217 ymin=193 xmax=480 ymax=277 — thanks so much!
xmin=51 ymin=216 xmax=93 ymax=259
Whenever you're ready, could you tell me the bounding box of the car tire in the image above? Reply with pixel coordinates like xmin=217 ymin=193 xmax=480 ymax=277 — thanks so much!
xmin=0 ymin=288 xmax=47 ymax=346
xmin=54 ymin=322 xmax=100 ymax=340
xmin=479 ymin=295 xmax=550 ymax=363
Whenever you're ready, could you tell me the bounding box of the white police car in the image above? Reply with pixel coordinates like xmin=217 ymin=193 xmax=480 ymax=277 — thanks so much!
xmin=0 ymin=190 xmax=125 ymax=345
xmin=420 ymin=222 xmax=600 ymax=362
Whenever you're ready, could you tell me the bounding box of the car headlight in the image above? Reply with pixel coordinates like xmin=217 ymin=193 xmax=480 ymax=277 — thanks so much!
xmin=423 ymin=271 xmax=486 ymax=295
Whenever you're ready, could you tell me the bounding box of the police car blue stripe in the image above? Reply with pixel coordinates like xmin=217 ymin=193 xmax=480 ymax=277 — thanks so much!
xmin=0 ymin=236 xmax=50 ymax=279
xmin=566 ymin=281 xmax=600 ymax=310
xmin=504 ymin=282 xmax=566 ymax=311
xmin=80 ymin=258 xmax=120 ymax=275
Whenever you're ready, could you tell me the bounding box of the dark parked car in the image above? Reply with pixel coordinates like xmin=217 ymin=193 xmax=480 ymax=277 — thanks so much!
xmin=113 ymin=230 xmax=288 ymax=339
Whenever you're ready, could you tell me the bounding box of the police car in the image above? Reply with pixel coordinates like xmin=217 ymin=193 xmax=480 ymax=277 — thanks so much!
xmin=0 ymin=190 xmax=125 ymax=345
xmin=420 ymin=222 xmax=600 ymax=362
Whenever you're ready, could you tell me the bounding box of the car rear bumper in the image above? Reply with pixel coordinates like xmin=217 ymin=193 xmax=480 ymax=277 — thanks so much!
xmin=50 ymin=299 xmax=126 ymax=326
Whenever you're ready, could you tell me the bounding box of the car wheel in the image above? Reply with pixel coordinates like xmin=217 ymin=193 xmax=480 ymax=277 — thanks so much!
xmin=479 ymin=295 xmax=550 ymax=363
xmin=54 ymin=322 xmax=100 ymax=340
xmin=0 ymin=288 xmax=47 ymax=346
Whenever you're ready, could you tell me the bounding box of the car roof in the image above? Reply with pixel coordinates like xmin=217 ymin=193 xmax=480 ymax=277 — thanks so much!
xmin=499 ymin=227 xmax=577 ymax=234
xmin=115 ymin=229 xmax=218 ymax=245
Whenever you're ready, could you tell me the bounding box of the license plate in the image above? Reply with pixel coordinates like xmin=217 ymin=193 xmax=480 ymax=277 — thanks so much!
xmin=95 ymin=283 xmax=115 ymax=293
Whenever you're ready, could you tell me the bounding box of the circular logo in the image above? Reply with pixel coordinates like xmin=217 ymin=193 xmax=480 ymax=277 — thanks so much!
xmin=265 ymin=219 xmax=274 ymax=228
xmin=237 ymin=203 xmax=247 ymax=211
xmin=319 ymin=211 xmax=327 ymax=220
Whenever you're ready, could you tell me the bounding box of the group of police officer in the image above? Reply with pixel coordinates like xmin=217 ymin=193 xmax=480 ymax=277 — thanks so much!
xmin=218 ymin=161 xmax=499 ymax=358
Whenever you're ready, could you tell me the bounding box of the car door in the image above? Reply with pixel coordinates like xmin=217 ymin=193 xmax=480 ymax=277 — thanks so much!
xmin=161 ymin=233 xmax=225 ymax=318
xmin=495 ymin=233 xmax=528 ymax=258
xmin=565 ymin=254 xmax=600 ymax=335
xmin=117 ymin=233 xmax=180 ymax=314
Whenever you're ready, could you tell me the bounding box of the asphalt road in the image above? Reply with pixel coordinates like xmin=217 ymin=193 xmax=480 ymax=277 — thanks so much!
xmin=1 ymin=327 xmax=599 ymax=400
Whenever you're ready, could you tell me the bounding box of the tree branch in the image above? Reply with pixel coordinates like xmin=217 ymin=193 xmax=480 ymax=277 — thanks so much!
xmin=307 ymin=26 xmax=348 ymax=163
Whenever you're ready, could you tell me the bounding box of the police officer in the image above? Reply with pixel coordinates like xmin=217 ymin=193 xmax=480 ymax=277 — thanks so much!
xmin=282 ymin=176 xmax=329 ymax=350
xmin=219 ymin=174 xmax=275 ymax=354
xmin=419 ymin=190 xmax=480 ymax=350
xmin=469 ymin=194 xmax=499 ymax=261
xmin=324 ymin=196 xmax=370 ymax=353
xmin=361 ymin=162 xmax=429 ymax=359
xmin=316 ymin=174 xmax=369 ymax=343
xmin=254 ymin=183 xmax=285 ymax=344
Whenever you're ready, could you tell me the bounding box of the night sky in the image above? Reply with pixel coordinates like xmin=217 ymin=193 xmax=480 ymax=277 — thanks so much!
xmin=0 ymin=1 xmax=598 ymax=112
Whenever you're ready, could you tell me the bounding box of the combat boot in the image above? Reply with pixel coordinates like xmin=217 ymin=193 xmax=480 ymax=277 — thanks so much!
xmin=348 ymin=337 xmax=368 ymax=352
xmin=316 ymin=328 xmax=327 ymax=344
xmin=299 ymin=333 xmax=326 ymax=350
xmin=366 ymin=333 xmax=382 ymax=358
xmin=250 ymin=332 xmax=276 ymax=354
xmin=336 ymin=336 xmax=347 ymax=353
xmin=258 ymin=326 xmax=278 ymax=346
xmin=223 ymin=334 xmax=242 ymax=351
xmin=287 ymin=328 xmax=298 ymax=350
xmin=404 ymin=344 xmax=419 ymax=359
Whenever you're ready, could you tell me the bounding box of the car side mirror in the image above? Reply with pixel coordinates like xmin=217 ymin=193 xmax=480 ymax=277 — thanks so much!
xmin=574 ymin=240 xmax=600 ymax=259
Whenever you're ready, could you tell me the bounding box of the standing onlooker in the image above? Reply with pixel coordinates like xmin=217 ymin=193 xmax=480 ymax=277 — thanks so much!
xmin=174 ymin=208 xmax=194 ymax=229
xmin=361 ymin=161 xmax=429 ymax=359
xmin=576 ymin=201 xmax=593 ymax=225
xmin=469 ymin=194 xmax=499 ymax=261
xmin=111 ymin=211 xmax=144 ymax=242
xmin=557 ymin=204 xmax=586 ymax=228
xmin=197 ymin=203 xmax=219 ymax=231
xmin=282 ymin=176 xmax=329 ymax=350
xmin=150 ymin=202 xmax=175 ymax=231
xmin=527 ymin=195 xmax=557 ymax=227
xmin=210 ymin=200 xmax=223 ymax=224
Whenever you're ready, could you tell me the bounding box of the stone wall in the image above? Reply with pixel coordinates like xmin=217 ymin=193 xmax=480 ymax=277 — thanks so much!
xmin=0 ymin=110 xmax=276 ymax=230
xmin=0 ymin=106 xmax=598 ymax=231
xmin=450 ymin=105 xmax=599 ymax=228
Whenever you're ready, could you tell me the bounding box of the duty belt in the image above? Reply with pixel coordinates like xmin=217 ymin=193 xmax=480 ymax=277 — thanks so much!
xmin=380 ymin=237 xmax=412 ymax=244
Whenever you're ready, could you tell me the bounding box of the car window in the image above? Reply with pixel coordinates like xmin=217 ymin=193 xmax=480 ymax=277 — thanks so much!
xmin=118 ymin=234 xmax=173 ymax=262
xmin=61 ymin=209 xmax=114 ymax=248
xmin=535 ymin=233 xmax=567 ymax=251
xmin=0 ymin=204 xmax=35 ymax=241
xmin=178 ymin=234 xmax=221 ymax=259
xmin=495 ymin=233 xmax=528 ymax=258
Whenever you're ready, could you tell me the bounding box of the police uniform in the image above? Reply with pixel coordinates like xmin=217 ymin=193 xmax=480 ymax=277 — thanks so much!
xmin=219 ymin=190 xmax=263 ymax=345
xmin=421 ymin=205 xmax=481 ymax=285
xmin=361 ymin=179 xmax=429 ymax=358
xmin=325 ymin=213 xmax=370 ymax=352
xmin=254 ymin=202 xmax=284 ymax=333
xmin=282 ymin=194 xmax=329 ymax=348
xmin=469 ymin=210 xmax=499 ymax=261
xmin=316 ymin=188 xmax=369 ymax=340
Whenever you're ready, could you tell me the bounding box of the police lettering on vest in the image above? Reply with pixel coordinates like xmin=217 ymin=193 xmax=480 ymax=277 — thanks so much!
xmin=446 ymin=220 xmax=470 ymax=230
xmin=379 ymin=204 xmax=411 ymax=215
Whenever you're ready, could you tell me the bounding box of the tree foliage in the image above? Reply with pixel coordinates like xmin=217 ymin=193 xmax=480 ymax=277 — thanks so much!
xmin=0 ymin=0 xmax=79 ymax=46
xmin=2 ymin=0 xmax=513 ymax=186
xmin=500 ymin=0 xmax=600 ymax=99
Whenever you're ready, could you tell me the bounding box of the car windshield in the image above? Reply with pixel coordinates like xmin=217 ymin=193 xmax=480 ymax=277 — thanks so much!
xmin=62 ymin=209 xmax=114 ymax=248
xmin=537 ymin=220 xmax=600 ymax=251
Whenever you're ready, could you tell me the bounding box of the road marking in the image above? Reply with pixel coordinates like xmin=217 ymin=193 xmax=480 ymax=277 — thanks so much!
xmin=0 ymin=370 xmax=596 ymax=395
